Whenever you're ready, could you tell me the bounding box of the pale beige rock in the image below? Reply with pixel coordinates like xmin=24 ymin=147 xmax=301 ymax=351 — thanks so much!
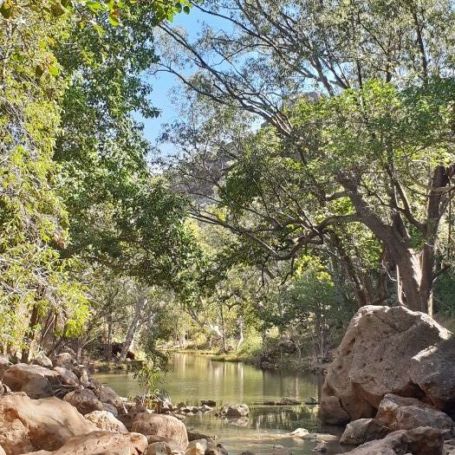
xmin=132 ymin=413 xmax=188 ymax=451
xmin=0 ymin=393 xmax=95 ymax=454
xmin=84 ymin=410 xmax=128 ymax=433
xmin=43 ymin=431 xmax=147 ymax=455
xmin=376 ymin=394 xmax=454 ymax=432
xmin=320 ymin=305 xmax=452 ymax=424
xmin=2 ymin=364 xmax=60 ymax=398
xmin=185 ymin=439 xmax=207 ymax=455
xmin=63 ymin=388 xmax=104 ymax=415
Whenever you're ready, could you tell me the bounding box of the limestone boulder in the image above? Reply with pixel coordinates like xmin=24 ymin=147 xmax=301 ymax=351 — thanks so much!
xmin=63 ymin=389 xmax=104 ymax=415
xmin=84 ymin=410 xmax=128 ymax=433
xmin=341 ymin=426 xmax=444 ymax=455
xmin=132 ymin=413 xmax=188 ymax=451
xmin=320 ymin=305 xmax=453 ymax=424
xmin=35 ymin=431 xmax=148 ymax=455
xmin=340 ymin=418 xmax=391 ymax=445
xmin=0 ymin=393 xmax=95 ymax=454
xmin=2 ymin=364 xmax=61 ymax=398
xmin=376 ymin=394 xmax=454 ymax=433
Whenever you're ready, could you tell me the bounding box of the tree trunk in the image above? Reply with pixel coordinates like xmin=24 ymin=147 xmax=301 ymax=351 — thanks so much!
xmin=237 ymin=317 xmax=244 ymax=350
xmin=120 ymin=297 xmax=147 ymax=361
xmin=21 ymin=304 xmax=40 ymax=363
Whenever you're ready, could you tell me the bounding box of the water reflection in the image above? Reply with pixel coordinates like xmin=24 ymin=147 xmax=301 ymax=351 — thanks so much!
xmin=95 ymin=353 xmax=338 ymax=454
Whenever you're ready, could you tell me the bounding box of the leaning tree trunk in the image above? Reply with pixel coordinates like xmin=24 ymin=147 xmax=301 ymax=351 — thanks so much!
xmin=120 ymin=297 xmax=147 ymax=361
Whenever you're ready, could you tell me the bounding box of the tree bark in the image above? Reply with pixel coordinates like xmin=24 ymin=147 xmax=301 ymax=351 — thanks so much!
xmin=120 ymin=297 xmax=147 ymax=361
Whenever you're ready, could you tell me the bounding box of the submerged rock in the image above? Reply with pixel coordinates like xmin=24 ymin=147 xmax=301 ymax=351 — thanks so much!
xmin=220 ymin=403 xmax=249 ymax=418
xmin=320 ymin=305 xmax=454 ymax=424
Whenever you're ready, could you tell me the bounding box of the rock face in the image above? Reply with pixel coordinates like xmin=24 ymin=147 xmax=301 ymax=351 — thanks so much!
xmin=63 ymin=389 xmax=104 ymax=415
xmin=376 ymin=394 xmax=454 ymax=433
xmin=84 ymin=410 xmax=128 ymax=433
xmin=132 ymin=413 xmax=188 ymax=451
xmin=0 ymin=393 xmax=95 ymax=454
xmin=341 ymin=426 xmax=444 ymax=455
xmin=2 ymin=364 xmax=60 ymax=399
xmin=320 ymin=305 xmax=453 ymax=424
xmin=34 ymin=431 xmax=148 ymax=455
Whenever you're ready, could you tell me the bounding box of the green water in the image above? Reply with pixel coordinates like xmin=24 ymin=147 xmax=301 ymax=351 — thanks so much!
xmin=95 ymin=353 xmax=343 ymax=454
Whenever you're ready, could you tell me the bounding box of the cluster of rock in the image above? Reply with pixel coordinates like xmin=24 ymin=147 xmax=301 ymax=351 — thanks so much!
xmin=319 ymin=305 xmax=455 ymax=455
xmin=0 ymin=351 xmax=228 ymax=455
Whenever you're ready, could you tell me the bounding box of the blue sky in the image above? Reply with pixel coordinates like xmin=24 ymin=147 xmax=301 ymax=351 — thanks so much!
xmin=140 ymin=7 xmax=223 ymax=155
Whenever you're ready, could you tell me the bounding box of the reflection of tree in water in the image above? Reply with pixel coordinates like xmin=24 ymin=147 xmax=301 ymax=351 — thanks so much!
xmin=250 ymin=406 xmax=319 ymax=432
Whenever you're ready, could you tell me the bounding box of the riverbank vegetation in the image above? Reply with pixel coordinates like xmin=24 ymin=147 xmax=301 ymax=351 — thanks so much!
xmin=1 ymin=0 xmax=455 ymax=377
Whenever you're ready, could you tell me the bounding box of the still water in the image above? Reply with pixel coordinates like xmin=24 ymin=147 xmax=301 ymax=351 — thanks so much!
xmin=95 ymin=353 xmax=342 ymax=454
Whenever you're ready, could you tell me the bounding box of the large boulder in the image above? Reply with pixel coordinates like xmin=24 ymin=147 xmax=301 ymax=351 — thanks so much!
xmin=24 ymin=431 xmax=148 ymax=455
xmin=63 ymin=389 xmax=104 ymax=415
xmin=132 ymin=413 xmax=188 ymax=451
xmin=340 ymin=418 xmax=391 ymax=445
xmin=341 ymin=426 xmax=444 ymax=455
xmin=84 ymin=410 xmax=128 ymax=433
xmin=0 ymin=393 xmax=95 ymax=454
xmin=376 ymin=394 xmax=454 ymax=433
xmin=320 ymin=305 xmax=453 ymax=424
xmin=2 ymin=364 xmax=61 ymax=398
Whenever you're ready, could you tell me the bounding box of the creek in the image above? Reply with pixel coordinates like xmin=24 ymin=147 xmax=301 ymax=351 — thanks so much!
xmin=95 ymin=353 xmax=342 ymax=454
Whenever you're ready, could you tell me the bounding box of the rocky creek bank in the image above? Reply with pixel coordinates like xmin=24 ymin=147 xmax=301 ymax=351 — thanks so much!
xmin=319 ymin=305 xmax=455 ymax=455
xmin=0 ymin=349 xmax=322 ymax=455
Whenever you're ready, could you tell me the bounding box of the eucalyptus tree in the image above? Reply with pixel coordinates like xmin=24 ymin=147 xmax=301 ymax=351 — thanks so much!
xmin=159 ymin=0 xmax=455 ymax=314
